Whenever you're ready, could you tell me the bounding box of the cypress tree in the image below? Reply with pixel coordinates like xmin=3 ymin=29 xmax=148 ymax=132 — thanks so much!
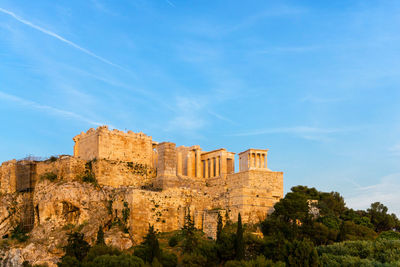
xmin=235 ymin=213 xmax=245 ymax=260
xmin=182 ymin=208 xmax=197 ymax=253
xmin=96 ymin=225 xmax=105 ymax=245
xmin=225 ymin=210 xmax=231 ymax=225
xmin=216 ymin=212 xmax=223 ymax=243
xmin=143 ymin=224 xmax=161 ymax=263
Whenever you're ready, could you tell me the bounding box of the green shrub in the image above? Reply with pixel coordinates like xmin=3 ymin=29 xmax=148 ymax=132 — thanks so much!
xmin=81 ymin=172 xmax=97 ymax=184
xmin=319 ymin=215 xmax=341 ymax=230
xmin=168 ymin=235 xmax=179 ymax=247
xmin=287 ymin=239 xmax=319 ymax=267
xmin=244 ymin=233 xmax=265 ymax=259
xmin=122 ymin=202 xmax=130 ymax=224
xmin=317 ymin=240 xmax=400 ymax=264
xmin=40 ymin=172 xmax=57 ymax=182
xmin=62 ymin=224 xmax=75 ymax=231
xmin=338 ymin=221 xmax=377 ymax=241
xmin=107 ymin=200 xmax=113 ymax=215
xmin=79 ymin=159 xmax=98 ymax=185
xmin=84 ymin=244 xmax=121 ymax=262
xmin=225 ymin=255 xmax=284 ymax=267
xmin=11 ymin=224 xmax=29 ymax=242
xmin=160 ymin=250 xmax=178 ymax=267
xmin=197 ymin=239 xmax=218 ymax=266
xmin=317 ymin=241 xmax=373 ymax=259
xmin=181 ymin=253 xmax=207 ymax=267
xmin=378 ymin=231 xmax=400 ymax=240
xmin=85 ymin=254 xmax=144 ymax=267
xmin=224 ymin=260 xmax=247 ymax=267
xmin=319 ymin=254 xmax=378 ymax=266
xmin=63 ymin=232 xmax=91 ymax=261
xmin=133 ymin=246 xmax=147 ymax=262
xmin=373 ymin=240 xmax=400 ymax=263
xmin=49 ymin=156 xmax=58 ymax=162
xmin=57 ymin=255 xmax=80 ymax=267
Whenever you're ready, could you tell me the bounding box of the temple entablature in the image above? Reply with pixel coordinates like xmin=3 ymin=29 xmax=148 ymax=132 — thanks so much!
xmin=72 ymin=126 xmax=277 ymax=181
xmin=1 ymin=126 xmax=284 ymax=230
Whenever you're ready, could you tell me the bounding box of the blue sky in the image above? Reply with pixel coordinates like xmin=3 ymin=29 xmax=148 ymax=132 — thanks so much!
xmin=1 ymin=0 xmax=400 ymax=214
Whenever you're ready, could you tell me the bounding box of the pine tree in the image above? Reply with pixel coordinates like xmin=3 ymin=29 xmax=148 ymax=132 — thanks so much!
xmin=235 ymin=213 xmax=245 ymax=260
xmin=96 ymin=225 xmax=105 ymax=245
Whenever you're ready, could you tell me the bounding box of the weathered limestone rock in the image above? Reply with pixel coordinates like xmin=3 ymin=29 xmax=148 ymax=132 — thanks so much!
xmin=1 ymin=248 xmax=24 ymax=267
xmin=104 ymin=227 xmax=133 ymax=251
xmin=32 ymin=180 xmax=111 ymax=244
xmin=0 ymin=126 xmax=284 ymax=266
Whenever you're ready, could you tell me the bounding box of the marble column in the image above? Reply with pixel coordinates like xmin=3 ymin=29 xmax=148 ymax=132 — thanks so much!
xmin=216 ymin=156 xmax=220 ymax=176
xmin=195 ymin=150 xmax=201 ymax=178
xmin=177 ymin=152 xmax=182 ymax=175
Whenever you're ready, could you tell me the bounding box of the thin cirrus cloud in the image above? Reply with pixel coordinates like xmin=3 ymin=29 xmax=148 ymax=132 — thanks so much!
xmin=257 ymin=45 xmax=322 ymax=54
xmin=231 ymin=126 xmax=344 ymax=137
xmin=300 ymin=95 xmax=347 ymax=103
xmin=165 ymin=0 xmax=175 ymax=7
xmin=0 ymin=91 xmax=108 ymax=127
xmin=389 ymin=143 xmax=400 ymax=156
xmin=345 ymin=173 xmax=400 ymax=215
xmin=0 ymin=7 xmax=127 ymax=72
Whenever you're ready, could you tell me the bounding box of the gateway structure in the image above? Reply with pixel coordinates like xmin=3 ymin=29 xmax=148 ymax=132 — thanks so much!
xmin=0 ymin=126 xmax=283 ymax=238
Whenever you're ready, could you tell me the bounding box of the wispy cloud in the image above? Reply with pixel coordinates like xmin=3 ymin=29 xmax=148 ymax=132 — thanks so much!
xmin=166 ymin=0 xmax=175 ymax=7
xmin=346 ymin=173 xmax=400 ymax=215
xmin=300 ymin=95 xmax=347 ymax=103
xmin=231 ymin=126 xmax=344 ymax=137
xmin=258 ymin=45 xmax=322 ymax=54
xmin=90 ymin=0 xmax=118 ymax=16
xmin=207 ymin=110 xmax=238 ymax=126
xmin=0 ymin=91 xmax=108 ymax=127
xmin=389 ymin=143 xmax=400 ymax=156
xmin=227 ymin=5 xmax=307 ymax=33
xmin=166 ymin=94 xmax=238 ymax=135
xmin=167 ymin=96 xmax=206 ymax=133
xmin=0 ymin=7 xmax=127 ymax=71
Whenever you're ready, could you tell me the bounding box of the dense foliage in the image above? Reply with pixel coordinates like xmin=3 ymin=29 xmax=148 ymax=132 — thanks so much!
xmin=54 ymin=185 xmax=400 ymax=266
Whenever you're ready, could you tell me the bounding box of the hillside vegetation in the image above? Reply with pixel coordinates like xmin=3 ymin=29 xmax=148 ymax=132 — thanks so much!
xmin=24 ymin=186 xmax=400 ymax=266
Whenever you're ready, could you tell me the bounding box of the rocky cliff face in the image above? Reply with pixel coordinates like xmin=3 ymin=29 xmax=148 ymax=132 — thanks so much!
xmin=0 ymin=145 xmax=282 ymax=266
xmin=0 ymin=176 xmax=216 ymax=266
xmin=0 ymin=180 xmax=133 ymax=266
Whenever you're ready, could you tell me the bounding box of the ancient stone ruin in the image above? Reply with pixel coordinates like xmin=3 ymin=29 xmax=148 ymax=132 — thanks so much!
xmin=0 ymin=126 xmax=283 ymax=250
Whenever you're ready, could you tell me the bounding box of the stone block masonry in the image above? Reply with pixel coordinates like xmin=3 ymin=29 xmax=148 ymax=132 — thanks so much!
xmin=0 ymin=126 xmax=283 ymax=239
xmin=73 ymin=126 xmax=155 ymax=166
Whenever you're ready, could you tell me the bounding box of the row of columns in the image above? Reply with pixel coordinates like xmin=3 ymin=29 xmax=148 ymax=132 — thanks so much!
xmin=177 ymin=149 xmax=203 ymax=178
xmin=249 ymin=153 xmax=267 ymax=169
xmin=202 ymin=156 xmax=221 ymax=178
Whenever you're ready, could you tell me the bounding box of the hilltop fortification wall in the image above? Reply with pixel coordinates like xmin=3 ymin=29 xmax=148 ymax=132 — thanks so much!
xmin=226 ymin=170 xmax=283 ymax=223
xmin=0 ymin=126 xmax=284 ymax=242
xmin=73 ymin=126 xmax=155 ymax=167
